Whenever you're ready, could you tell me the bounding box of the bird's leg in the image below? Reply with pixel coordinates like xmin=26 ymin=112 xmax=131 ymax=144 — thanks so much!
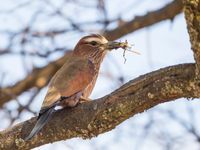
xmin=60 ymin=91 xmax=83 ymax=107
xmin=79 ymin=96 xmax=92 ymax=103
xmin=60 ymin=96 xmax=69 ymax=101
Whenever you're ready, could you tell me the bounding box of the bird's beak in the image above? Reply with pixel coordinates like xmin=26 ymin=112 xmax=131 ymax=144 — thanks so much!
xmin=104 ymin=41 xmax=125 ymax=51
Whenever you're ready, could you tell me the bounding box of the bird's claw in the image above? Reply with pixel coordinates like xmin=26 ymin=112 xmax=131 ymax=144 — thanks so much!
xmin=79 ymin=97 xmax=92 ymax=103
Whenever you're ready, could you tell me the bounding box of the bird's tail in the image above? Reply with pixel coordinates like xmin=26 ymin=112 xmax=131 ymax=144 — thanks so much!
xmin=24 ymin=106 xmax=55 ymax=141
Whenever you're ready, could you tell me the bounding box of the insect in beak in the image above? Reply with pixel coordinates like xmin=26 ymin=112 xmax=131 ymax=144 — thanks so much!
xmin=104 ymin=40 xmax=141 ymax=63
xmin=104 ymin=41 xmax=128 ymax=50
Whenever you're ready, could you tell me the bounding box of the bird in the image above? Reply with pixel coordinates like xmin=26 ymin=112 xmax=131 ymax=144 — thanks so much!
xmin=24 ymin=34 xmax=124 ymax=141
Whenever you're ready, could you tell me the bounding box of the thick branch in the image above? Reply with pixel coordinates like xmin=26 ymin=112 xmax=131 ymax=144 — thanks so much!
xmin=0 ymin=0 xmax=183 ymax=107
xmin=0 ymin=63 xmax=200 ymax=150
xmin=183 ymin=0 xmax=200 ymax=78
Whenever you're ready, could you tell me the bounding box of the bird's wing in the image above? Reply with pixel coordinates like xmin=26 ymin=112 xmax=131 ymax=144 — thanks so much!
xmin=41 ymin=57 xmax=95 ymax=111
xmin=25 ymin=57 xmax=95 ymax=141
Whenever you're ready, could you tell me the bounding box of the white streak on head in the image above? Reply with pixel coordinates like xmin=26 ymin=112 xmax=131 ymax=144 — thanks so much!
xmin=83 ymin=35 xmax=108 ymax=44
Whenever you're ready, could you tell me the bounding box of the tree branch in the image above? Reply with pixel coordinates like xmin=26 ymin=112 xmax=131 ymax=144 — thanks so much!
xmin=0 ymin=52 xmax=72 ymax=107
xmin=183 ymin=0 xmax=200 ymax=79
xmin=0 ymin=0 xmax=183 ymax=107
xmin=104 ymin=0 xmax=183 ymax=40
xmin=0 ymin=63 xmax=200 ymax=150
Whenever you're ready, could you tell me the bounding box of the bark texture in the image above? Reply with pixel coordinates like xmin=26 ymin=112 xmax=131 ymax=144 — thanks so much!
xmin=1 ymin=64 xmax=200 ymax=150
xmin=184 ymin=0 xmax=200 ymax=78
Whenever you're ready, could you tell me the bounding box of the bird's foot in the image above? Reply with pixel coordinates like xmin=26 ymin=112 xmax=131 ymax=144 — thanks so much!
xmin=79 ymin=96 xmax=92 ymax=103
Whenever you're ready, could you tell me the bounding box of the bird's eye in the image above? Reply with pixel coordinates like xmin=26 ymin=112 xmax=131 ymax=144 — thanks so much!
xmin=90 ymin=41 xmax=98 ymax=46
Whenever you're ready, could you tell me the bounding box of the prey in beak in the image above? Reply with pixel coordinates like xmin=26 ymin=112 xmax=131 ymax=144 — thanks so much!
xmin=104 ymin=40 xmax=140 ymax=54
xmin=103 ymin=40 xmax=140 ymax=63
xmin=104 ymin=41 xmax=130 ymax=51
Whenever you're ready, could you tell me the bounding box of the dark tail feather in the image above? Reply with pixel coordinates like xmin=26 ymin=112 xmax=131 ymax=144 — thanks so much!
xmin=24 ymin=106 xmax=55 ymax=141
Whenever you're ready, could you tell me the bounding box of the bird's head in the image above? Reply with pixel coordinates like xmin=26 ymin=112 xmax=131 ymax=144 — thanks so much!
xmin=73 ymin=34 xmax=123 ymax=61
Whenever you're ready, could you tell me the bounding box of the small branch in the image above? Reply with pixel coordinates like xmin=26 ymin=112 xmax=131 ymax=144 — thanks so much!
xmin=0 ymin=0 xmax=183 ymax=107
xmin=0 ymin=63 xmax=200 ymax=150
